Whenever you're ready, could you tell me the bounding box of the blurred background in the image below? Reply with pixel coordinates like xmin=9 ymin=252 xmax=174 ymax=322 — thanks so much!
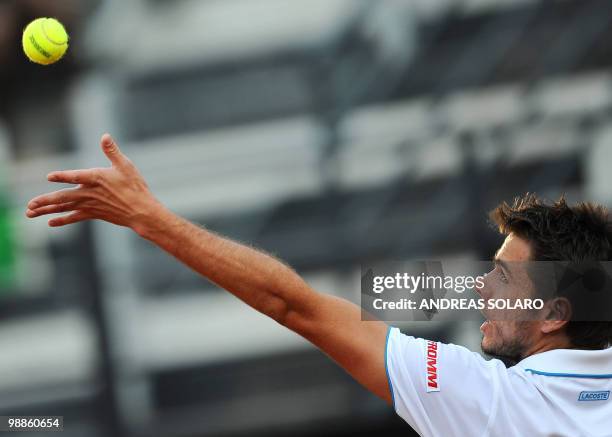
xmin=1 ymin=0 xmax=612 ymax=436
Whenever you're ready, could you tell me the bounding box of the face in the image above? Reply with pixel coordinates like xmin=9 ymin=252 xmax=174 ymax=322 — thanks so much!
xmin=476 ymin=233 xmax=541 ymax=363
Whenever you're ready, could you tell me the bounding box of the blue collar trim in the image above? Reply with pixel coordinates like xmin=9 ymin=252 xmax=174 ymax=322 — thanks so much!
xmin=525 ymin=369 xmax=612 ymax=379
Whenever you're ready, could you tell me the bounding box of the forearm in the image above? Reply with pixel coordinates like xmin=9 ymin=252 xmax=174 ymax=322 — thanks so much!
xmin=135 ymin=204 xmax=316 ymax=326
xmin=136 ymin=206 xmax=391 ymax=402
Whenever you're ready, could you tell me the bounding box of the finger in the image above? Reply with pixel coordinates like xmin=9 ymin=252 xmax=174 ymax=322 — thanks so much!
xmin=26 ymin=202 xmax=79 ymax=218
xmin=28 ymin=188 xmax=94 ymax=210
xmin=47 ymin=169 xmax=101 ymax=185
xmin=101 ymin=133 xmax=128 ymax=168
xmin=48 ymin=211 xmax=92 ymax=227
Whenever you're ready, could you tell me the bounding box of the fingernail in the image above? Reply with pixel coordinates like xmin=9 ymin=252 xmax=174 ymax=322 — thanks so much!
xmin=102 ymin=134 xmax=114 ymax=147
xmin=47 ymin=173 xmax=56 ymax=181
xmin=29 ymin=202 xmax=37 ymax=209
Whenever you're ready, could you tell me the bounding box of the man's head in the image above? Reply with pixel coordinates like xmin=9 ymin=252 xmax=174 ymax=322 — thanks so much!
xmin=477 ymin=193 xmax=612 ymax=364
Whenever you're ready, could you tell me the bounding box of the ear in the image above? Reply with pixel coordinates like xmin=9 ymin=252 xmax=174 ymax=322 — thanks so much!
xmin=541 ymin=297 xmax=572 ymax=334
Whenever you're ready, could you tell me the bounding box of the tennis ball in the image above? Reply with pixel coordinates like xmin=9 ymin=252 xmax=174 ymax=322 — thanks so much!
xmin=22 ymin=18 xmax=69 ymax=65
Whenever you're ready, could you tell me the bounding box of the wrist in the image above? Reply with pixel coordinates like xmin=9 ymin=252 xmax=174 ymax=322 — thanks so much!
xmin=131 ymin=200 xmax=177 ymax=241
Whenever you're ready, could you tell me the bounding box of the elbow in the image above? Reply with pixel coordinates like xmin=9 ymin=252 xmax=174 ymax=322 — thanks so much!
xmin=276 ymin=303 xmax=317 ymax=340
xmin=266 ymin=298 xmax=290 ymax=326
xmin=265 ymin=297 xmax=312 ymax=336
xmin=259 ymin=294 xmax=294 ymax=327
xmin=260 ymin=279 xmax=319 ymax=337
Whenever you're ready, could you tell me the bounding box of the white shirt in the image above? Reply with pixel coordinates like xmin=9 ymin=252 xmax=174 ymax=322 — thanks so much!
xmin=385 ymin=327 xmax=612 ymax=437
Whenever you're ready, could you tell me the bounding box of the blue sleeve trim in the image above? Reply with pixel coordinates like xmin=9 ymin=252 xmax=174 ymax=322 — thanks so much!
xmin=525 ymin=369 xmax=612 ymax=379
xmin=385 ymin=326 xmax=396 ymax=411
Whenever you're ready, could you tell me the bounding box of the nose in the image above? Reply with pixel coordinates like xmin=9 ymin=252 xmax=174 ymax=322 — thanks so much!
xmin=475 ymin=270 xmax=491 ymax=299
xmin=475 ymin=279 xmax=483 ymax=297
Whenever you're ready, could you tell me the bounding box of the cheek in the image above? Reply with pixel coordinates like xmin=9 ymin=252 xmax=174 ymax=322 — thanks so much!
xmin=502 ymin=325 xmax=514 ymax=342
xmin=519 ymin=321 xmax=539 ymax=339
xmin=490 ymin=321 xmax=512 ymax=341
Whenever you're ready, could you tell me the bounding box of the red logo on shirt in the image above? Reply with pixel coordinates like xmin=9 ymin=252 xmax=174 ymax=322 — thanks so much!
xmin=426 ymin=340 xmax=440 ymax=392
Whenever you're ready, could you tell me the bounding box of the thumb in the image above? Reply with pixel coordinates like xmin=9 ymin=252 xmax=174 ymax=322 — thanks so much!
xmin=101 ymin=133 xmax=127 ymax=167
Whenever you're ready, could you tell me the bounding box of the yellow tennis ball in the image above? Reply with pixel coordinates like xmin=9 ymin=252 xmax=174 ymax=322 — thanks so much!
xmin=22 ymin=18 xmax=69 ymax=65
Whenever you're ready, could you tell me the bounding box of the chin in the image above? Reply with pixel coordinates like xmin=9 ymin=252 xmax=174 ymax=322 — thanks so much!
xmin=480 ymin=323 xmax=504 ymax=355
xmin=480 ymin=336 xmax=496 ymax=355
xmin=480 ymin=329 xmax=524 ymax=367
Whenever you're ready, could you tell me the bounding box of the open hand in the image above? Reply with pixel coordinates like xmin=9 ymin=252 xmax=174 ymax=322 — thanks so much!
xmin=26 ymin=134 xmax=163 ymax=233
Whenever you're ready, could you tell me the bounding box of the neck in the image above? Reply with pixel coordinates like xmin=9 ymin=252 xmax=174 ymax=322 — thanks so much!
xmin=522 ymin=334 xmax=573 ymax=360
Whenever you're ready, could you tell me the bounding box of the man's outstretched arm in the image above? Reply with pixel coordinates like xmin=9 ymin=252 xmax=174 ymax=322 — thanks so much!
xmin=26 ymin=134 xmax=392 ymax=404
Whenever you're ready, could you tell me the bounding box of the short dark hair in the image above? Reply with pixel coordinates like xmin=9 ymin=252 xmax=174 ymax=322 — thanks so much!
xmin=490 ymin=193 xmax=612 ymax=350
